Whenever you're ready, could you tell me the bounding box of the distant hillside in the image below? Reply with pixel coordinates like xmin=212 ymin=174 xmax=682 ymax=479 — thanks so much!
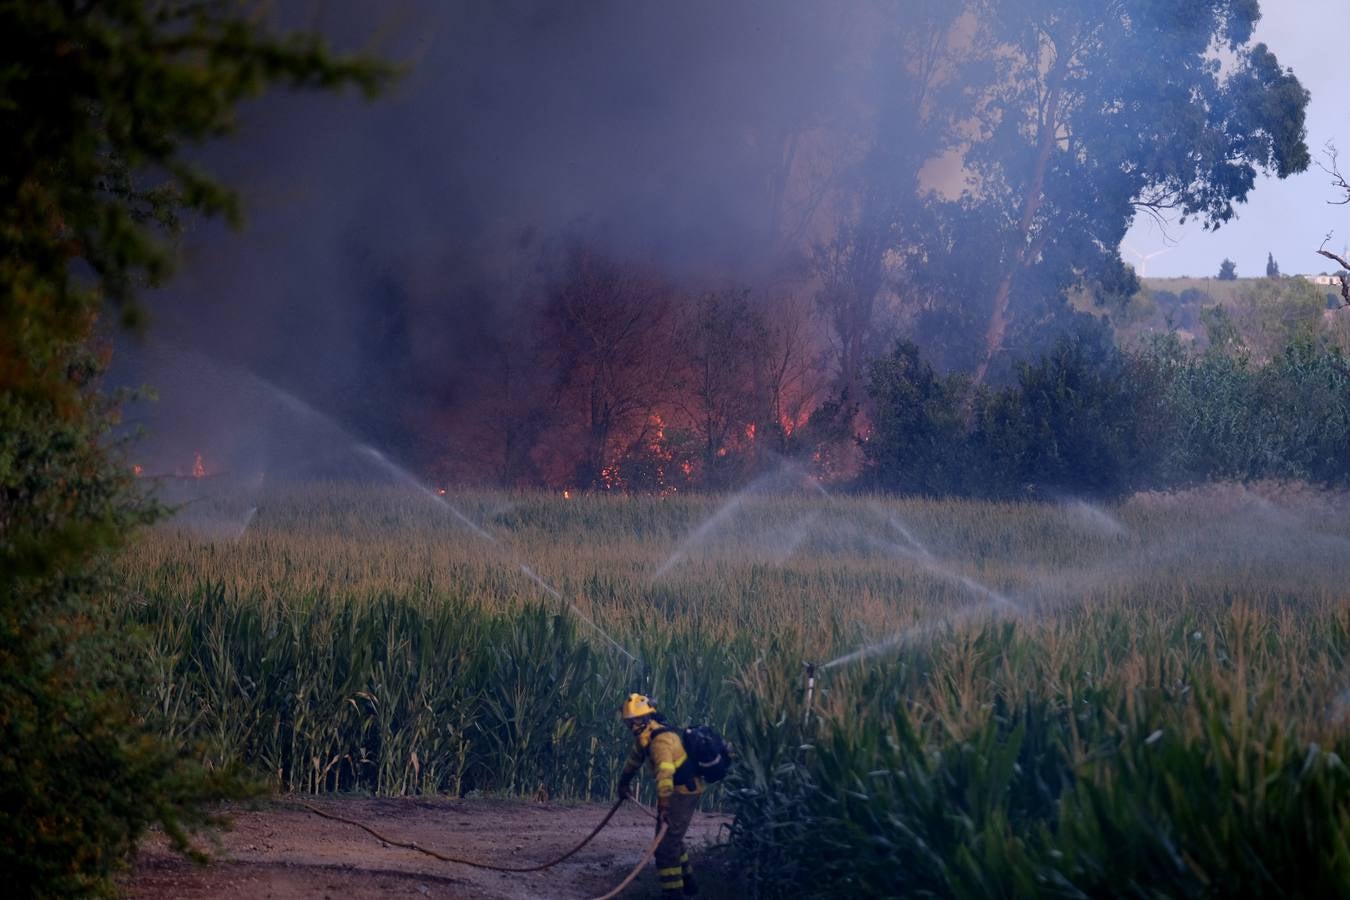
xmin=1140 ymin=276 xmax=1344 ymax=305
xmin=1074 ymin=276 xmax=1348 ymax=359
xmin=1139 ymin=277 xmax=1254 ymax=304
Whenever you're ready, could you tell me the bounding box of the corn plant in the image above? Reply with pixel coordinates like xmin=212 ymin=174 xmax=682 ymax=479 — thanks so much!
xmin=117 ymin=483 xmax=1350 ymax=894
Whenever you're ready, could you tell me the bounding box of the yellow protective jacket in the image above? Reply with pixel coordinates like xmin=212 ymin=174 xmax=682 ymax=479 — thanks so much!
xmin=621 ymin=721 xmax=702 ymax=800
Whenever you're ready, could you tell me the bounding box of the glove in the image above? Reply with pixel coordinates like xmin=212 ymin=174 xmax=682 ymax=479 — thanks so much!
xmin=656 ymin=801 xmax=670 ymax=830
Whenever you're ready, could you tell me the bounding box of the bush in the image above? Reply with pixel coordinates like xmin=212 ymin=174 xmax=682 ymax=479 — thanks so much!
xmin=973 ymin=324 xmax=1170 ymax=498
xmin=1255 ymin=339 xmax=1350 ymax=483
xmin=860 ymin=327 xmax=1350 ymax=498
xmin=1155 ymin=338 xmax=1350 ymax=485
xmin=862 ymin=340 xmax=971 ymax=495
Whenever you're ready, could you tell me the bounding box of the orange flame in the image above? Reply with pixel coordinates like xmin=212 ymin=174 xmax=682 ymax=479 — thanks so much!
xmin=132 ymin=464 xmax=143 ymax=477
xmin=781 ymin=410 xmax=811 ymax=437
xmin=192 ymin=452 xmax=205 ymax=479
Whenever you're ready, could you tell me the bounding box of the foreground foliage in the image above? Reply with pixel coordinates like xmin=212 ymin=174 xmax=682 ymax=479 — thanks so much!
xmin=0 ymin=2 xmax=389 ymax=894
xmin=730 ymin=662 xmax=1349 ymax=898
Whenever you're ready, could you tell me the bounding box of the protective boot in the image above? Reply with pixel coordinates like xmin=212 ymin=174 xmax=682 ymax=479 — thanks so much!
xmin=681 ymin=852 xmax=698 ymax=896
xmin=654 ymin=794 xmax=697 ymax=894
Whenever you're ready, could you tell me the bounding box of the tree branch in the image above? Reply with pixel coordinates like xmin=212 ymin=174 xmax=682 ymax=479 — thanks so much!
xmin=1317 ymin=235 xmax=1350 ymax=308
xmin=1317 ymin=142 xmax=1350 ymax=205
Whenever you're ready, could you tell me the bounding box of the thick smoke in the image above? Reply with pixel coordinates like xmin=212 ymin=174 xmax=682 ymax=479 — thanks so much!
xmin=116 ymin=1 xmax=1309 ymax=488
xmin=125 ymin=1 xmax=894 ymax=471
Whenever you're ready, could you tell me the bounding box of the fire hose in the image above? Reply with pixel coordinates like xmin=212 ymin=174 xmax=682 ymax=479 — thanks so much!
xmin=591 ymin=821 xmax=668 ymax=900
xmin=300 ymin=797 xmax=667 ymax=899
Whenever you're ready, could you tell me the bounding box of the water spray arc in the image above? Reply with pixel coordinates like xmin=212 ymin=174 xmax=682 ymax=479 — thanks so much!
xmin=234 ymin=507 xmax=257 ymax=542
xmin=814 ymin=508 xmax=1020 ymax=672
xmin=878 ymin=508 xmax=1016 ymax=611
xmin=157 ymin=351 xmax=642 ymax=666
xmin=821 ymin=599 xmax=1007 ymax=671
xmin=652 ymin=490 xmax=752 ymax=581
xmin=357 ymin=445 xmax=640 ymax=665
xmin=223 ymin=362 xmax=641 ymax=665
xmin=652 ymin=461 xmax=830 ymax=580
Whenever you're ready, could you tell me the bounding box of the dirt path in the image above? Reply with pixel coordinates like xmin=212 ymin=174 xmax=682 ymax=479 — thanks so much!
xmin=128 ymin=797 xmax=729 ymax=899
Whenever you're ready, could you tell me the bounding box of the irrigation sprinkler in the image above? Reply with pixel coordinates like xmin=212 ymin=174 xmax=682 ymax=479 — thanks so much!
xmin=802 ymin=661 xmax=817 ymax=729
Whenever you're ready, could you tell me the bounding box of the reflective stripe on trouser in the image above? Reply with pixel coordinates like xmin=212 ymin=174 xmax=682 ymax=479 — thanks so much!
xmin=659 ymin=864 xmax=683 ymax=892
xmin=681 ymin=850 xmax=692 ymax=876
xmin=655 ymin=792 xmax=698 ymax=891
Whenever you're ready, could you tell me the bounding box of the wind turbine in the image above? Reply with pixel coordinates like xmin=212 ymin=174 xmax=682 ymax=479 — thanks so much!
xmin=1123 ymin=243 xmax=1173 ymax=277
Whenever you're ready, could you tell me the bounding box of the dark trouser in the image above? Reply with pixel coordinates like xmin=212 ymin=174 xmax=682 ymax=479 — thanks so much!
xmin=655 ymin=792 xmax=699 ymax=893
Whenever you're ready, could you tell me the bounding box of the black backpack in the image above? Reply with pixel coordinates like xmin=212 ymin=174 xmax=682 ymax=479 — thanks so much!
xmin=654 ymin=724 xmax=735 ymax=785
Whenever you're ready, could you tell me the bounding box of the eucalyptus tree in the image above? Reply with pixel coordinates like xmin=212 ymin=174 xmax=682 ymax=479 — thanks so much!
xmin=939 ymin=0 xmax=1309 ymax=384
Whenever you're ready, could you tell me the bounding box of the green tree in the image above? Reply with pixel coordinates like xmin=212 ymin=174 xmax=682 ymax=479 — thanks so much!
xmin=1149 ymin=340 xmax=1259 ymax=481
xmin=1266 ymin=251 xmax=1281 ymax=277
xmin=973 ymin=323 xmax=1171 ymax=498
xmin=1218 ymin=257 xmax=1239 ymax=280
xmin=952 ymin=0 xmax=1309 ymax=385
xmin=1232 ymin=275 xmax=1325 ymax=358
xmin=0 ymin=2 xmax=390 ymax=895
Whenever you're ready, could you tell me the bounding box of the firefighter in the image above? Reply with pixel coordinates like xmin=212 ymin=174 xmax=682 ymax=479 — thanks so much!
xmin=616 ymin=693 xmax=700 ymax=896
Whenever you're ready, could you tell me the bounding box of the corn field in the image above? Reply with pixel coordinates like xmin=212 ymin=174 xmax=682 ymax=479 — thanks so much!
xmin=119 ymin=482 xmax=1350 ymax=895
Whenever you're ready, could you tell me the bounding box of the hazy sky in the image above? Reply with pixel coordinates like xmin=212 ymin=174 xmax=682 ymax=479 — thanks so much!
xmin=1123 ymin=1 xmax=1349 ymax=277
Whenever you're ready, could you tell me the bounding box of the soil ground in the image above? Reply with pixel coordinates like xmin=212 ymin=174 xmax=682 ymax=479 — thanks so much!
xmin=127 ymin=796 xmax=731 ymax=899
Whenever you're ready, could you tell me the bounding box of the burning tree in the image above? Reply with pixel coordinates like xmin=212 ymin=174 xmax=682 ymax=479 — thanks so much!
xmin=440 ymin=250 xmax=828 ymax=492
xmin=753 ymin=292 xmax=825 ymax=455
xmin=543 ymin=245 xmax=680 ymax=490
xmin=676 ymin=287 xmax=767 ymax=488
xmin=443 ymin=298 xmax=561 ymax=487
xmin=814 ymin=221 xmax=891 ymax=406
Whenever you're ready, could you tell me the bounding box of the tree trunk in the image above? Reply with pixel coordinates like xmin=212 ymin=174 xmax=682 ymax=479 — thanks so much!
xmin=1316 ymin=248 xmax=1350 ymax=308
xmin=972 ymin=54 xmax=1066 ymax=387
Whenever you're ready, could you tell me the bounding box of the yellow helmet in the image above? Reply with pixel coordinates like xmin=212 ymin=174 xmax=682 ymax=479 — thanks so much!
xmin=620 ymin=693 xmax=657 ymax=720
